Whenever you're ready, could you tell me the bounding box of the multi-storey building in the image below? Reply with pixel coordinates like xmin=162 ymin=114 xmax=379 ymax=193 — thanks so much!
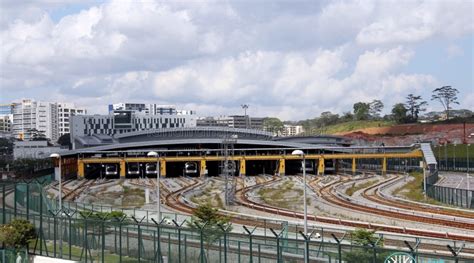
xmin=197 ymin=115 xmax=264 ymax=130
xmin=109 ymin=103 xmax=195 ymax=116
xmin=70 ymin=109 xmax=197 ymax=148
xmin=282 ymin=124 xmax=304 ymax=136
xmin=11 ymin=99 xmax=86 ymax=141
xmin=0 ymin=104 xmax=13 ymax=137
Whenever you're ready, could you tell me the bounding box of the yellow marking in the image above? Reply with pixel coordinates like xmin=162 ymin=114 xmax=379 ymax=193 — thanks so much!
xmin=278 ymin=159 xmax=285 ymax=176
xmin=240 ymin=159 xmax=246 ymax=176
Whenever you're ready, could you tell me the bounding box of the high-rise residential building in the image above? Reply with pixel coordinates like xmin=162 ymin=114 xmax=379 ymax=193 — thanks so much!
xmin=0 ymin=104 xmax=13 ymax=137
xmin=11 ymin=99 xmax=86 ymax=141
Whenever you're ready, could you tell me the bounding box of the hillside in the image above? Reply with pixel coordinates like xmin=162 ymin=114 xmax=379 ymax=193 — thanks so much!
xmin=332 ymin=122 xmax=474 ymax=146
xmin=322 ymin=120 xmax=395 ymax=134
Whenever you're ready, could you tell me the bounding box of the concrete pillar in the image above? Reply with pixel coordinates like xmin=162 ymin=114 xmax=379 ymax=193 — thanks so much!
xmin=77 ymin=160 xmax=85 ymax=178
xmin=382 ymin=157 xmax=387 ymax=175
xmin=239 ymin=159 xmax=246 ymax=176
xmin=120 ymin=160 xmax=126 ymax=177
xmin=160 ymin=159 xmax=166 ymax=177
xmin=318 ymin=158 xmax=325 ymax=176
xmin=352 ymin=158 xmax=356 ymax=175
xmin=278 ymin=159 xmax=285 ymax=176
xmin=200 ymin=159 xmax=207 ymax=177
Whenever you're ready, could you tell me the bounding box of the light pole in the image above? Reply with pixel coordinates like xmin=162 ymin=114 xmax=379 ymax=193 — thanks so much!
xmin=147 ymin=151 xmax=161 ymax=221
xmin=292 ymin=149 xmax=308 ymax=263
xmin=241 ymin=104 xmax=249 ymax=129
xmin=50 ymin=153 xmax=62 ymax=257
xmin=454 ymin=143 xmax=457 ymax=171
xmin=468 ymin=133 xmax=473 ymax=192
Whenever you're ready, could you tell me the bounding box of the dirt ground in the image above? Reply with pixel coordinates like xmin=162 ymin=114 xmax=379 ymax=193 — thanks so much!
xmin=336 ymin=123 xmax=474 ymax=146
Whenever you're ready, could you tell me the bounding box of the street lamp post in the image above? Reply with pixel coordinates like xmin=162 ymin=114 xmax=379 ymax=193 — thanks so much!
xmin=292 ymin=149 xmax=308 ymax=263
xmin=147 ymin=151 xmax=161 ymax=221
xmin=50 ymin=153 xmax=62 ymax=257
xmin=468 ymin=133 xmax=473 ymax=193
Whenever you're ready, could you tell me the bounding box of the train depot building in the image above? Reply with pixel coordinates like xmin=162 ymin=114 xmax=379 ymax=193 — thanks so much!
xmin=58 ymin=127 xmax=426 ymax=179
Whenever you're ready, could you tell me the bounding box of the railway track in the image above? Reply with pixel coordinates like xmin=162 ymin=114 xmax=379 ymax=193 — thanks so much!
xmin=234 ymin=176 xmax=474 ymax=242
xmin=361 ymin=175 xmax=474 ymax=219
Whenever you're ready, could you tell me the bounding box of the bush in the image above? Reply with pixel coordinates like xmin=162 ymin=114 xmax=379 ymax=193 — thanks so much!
xmin=0 ymin=219 xmax=37 ymax=249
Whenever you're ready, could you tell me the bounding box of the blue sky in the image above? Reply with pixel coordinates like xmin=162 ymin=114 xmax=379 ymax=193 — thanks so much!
xmin=0 ymin=0 xmax=472 ymax=120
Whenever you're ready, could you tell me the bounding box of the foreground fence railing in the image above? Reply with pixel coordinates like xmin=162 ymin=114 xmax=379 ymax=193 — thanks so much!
xmin=1 ymin=177 xmax=473 ymax=262
xmin=425 ymin=171 xmax=474 ymax=209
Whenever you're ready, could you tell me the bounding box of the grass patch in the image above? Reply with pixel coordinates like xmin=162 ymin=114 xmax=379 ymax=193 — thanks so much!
xmin=189 ymin=180 xmax=224 ymax=209
xmin=393 ymin=172 xmax=441 ymax=205
xmin=345 ymin=179 xmax=378 ymax=196
xmin=323 ymin=120 xmax=394 ymax=134
xmin=258 ymin=180 xmax=310 ymax=209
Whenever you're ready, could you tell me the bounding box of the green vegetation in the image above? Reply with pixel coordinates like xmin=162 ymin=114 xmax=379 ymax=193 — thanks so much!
xmin=323 ymin=120 xmax=394 ymax=134
xmin=188 ymin=203 xmax=232 ymax=261
xmin=258 ymin=180 xmax=310 ymax=209
xmin=190 ymin=180 xmax=224 ymax=209
xmin=0 ymin=219 xmax=37 ymax=249
xmin=343 ymin=228 xmax=389 ymax=263
xmin=433 ymin=144 xmax=474 ymax=159
xmin=122 ymin=186 xmax=145 ymax=207
xmin=393 ymin=172 xmax=440 ymax=205
xmin=345 ymin=179 xmax=379 ymax=196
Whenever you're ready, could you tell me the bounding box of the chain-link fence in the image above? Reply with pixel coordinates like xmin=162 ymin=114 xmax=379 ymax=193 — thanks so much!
xmin=1 ymin=176 xmax=473 ymax=262
xmin=424 ymin=171 xmax=474 ymax=209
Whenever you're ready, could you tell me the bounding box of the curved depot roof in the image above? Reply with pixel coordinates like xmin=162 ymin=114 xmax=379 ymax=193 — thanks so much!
xmin=70 ymin=127 xmax=356 ymax=154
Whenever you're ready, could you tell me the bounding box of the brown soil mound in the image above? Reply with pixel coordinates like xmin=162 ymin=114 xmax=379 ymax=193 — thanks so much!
xmin=338 ymin=123 xmax=474 ymax=146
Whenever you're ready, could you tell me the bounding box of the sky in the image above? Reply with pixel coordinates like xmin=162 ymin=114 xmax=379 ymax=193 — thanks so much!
xmin=0 ymin=0 xmax=473 ymax=121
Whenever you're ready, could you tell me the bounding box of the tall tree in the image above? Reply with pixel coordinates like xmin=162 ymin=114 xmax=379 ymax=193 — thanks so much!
xmin=369 ymin=100 xmax=384 ymax=119
xmin=353 ymin=102 xmax=370 ymax=120
xmin=431 ymin=86 xmax=459 ymax=120
xmin=391 ymin=103 xmax=408 ymax=124
xmin=405 ymin=94 xmax=427 ymax=122
xmin=57 ymin=133 xmax=72 ymax=149
xmin=263 ymin=117 xmax=284 ymax=135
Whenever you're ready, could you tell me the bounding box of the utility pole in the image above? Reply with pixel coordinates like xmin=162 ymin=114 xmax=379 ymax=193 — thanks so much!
xmin=222 ymin=135 xmax=237 ymax=206
xmin=241 ymin=104 xmax=249 ymax=129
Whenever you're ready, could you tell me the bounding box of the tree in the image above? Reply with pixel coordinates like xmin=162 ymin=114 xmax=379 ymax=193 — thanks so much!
xmin=391 ymin=103 xmax=408 ymax=124
xmin=188 ymin=203 xmax=232 ymax=261
xmin=369 ymin=100 xmax=384 ymax=119
xmin=431 ymin=86 xmax=459 ymax=120
xmin=263 ymin=117 xmax=284 ymax=135
xmin=405 ymin=94 xmax=427 ymax=122
xmin=343 ymin=228 xmax=388 ymax=263
xmin=0 ymin=219 xmax=37 ymax=249
xmin=57 ymin=133 xmax=71 ymax=149
xmin=353 ymin=102 xmax=370 ymax=120
xmin=319 ymin=111 xmax=340 ymax=126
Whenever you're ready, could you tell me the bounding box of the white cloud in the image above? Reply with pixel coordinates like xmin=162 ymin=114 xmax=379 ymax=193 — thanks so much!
xmin=0 ymin=0 xmax=472 ymax=120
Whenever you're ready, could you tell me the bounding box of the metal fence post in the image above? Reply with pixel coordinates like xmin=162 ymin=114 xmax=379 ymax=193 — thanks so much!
xmin=243 ymin=226 xmax=257 ymax=263
xmin=173 ymin=219 xmax=187 ymax=263
xmin=270 ymin=228 xmax=284 ymax=263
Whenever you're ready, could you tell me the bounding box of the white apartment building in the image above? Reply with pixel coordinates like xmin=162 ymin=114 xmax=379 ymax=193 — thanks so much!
xmin=11 ymin=99 xmax=86 ymax=141
xmin=282 ymin=124 xmax=304 ymax=136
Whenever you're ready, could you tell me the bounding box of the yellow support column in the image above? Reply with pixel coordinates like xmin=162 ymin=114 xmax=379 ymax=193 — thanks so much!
xmin=120 ymin=160 xmax=126 ymax=177
xmin=240 ymin=159 xmax=246 ymax=176
xmin=382 ymin=157 xmax=387 ymax=175
xmin=77 ymin=159 xmax=85 ymax=178
xmin=318 ymin=158 xmax=325 ymax=176
xmin=352 ymin=158 xmax=356 ymax=175
xmin=278 ymin=159 xmax=285 ymax=176
xmin=160 ymin=159 xmax=166 ymax=177
xmin=200 ymin=159 xmax=207 ymax=177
